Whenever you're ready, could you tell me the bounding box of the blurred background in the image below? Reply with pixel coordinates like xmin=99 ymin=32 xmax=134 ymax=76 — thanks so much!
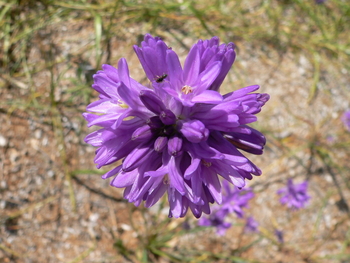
xmin=0 ymin=0 xmax=349 ymax=262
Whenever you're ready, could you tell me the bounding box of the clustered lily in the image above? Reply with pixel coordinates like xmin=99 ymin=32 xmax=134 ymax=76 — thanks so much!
xmin=198 ymin=181 xmax=255 ymax=235
xmin=84 ymin=34 xmax=269 ymax=218
xmin=277 ymin=179 xmax=310 ymax=210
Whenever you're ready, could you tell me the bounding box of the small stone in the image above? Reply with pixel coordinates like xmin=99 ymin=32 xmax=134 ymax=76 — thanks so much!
xmin=0 ymin=180 xmax=7 ymax=188
xmin=89 ymin=213 xmax=99 ymax=222
xmin=34 ymin=129 xmax=42 ymax=139
xmin=120 ymin=224 xmax=131 ymax=231
xmin=42 ymin=137 xmax=48 ymax=146
xmin=0 ymin=135 xmax=7 ymax=147
xmin=0 ymin=200 xmax=5 ymax=209
xmin=9 ymin=148 xmax=19 ymax=163
xmin=30 ymin=138 xmax=40 ymax=150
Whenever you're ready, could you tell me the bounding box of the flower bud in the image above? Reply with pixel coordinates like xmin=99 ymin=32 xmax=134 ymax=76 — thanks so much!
xmin=147 ymin=116 xmax=163 ymax=129
xmin=132 ymin=125 xmax=153 ymax=141
xmin=180 ymin=120 xmax=209 ymax=143
xmin=168 ymin=136 xmax=183 ymax=156
xmin=160 ymin=109 xmax=176 ymax=125
xmin=154 ymin=136 xmax=168 ymax=152
xmin=139 ymin=90 xmax=166 ymax=114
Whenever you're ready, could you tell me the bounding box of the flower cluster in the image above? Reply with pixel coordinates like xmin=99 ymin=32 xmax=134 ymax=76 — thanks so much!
xmin=341 ymin=110 xmax=350 ymax=131
xmin=277 ymin=179 xmax=310 ymax=210
xmin=245 ymin=216 xmax=259 ymax=233
xmin=197 ymin=210 xmax=231 ymax=236
xmin=84 ymin=34 xmax=269 ymax=218
xmin=198 ymin=181 xmax=254 ymax=235
xmin=274 ymin=229 xmax=284 ymax=244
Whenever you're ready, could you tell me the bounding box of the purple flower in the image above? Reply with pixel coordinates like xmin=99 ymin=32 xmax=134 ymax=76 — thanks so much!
xmin=315 ymin=0 xmax=327 ymax=4
xmin=244 ymin=216 xmax=259 ymax=233
xmin=198 ymin=181 xmax=254 ymax=234
xmin=198 ymin=209 xmax=231 ymax=236
xmin=84 ymin=34 xmax=269 ymax=218
xmin=277 ymin=179 xmax=310 ymax=210
xmin=341 ymin=110 xmax=350 ymax=131
xmin=326 ymin=135 xmax=335 ymax=143
xmin=274 ymin=229 xmax=284 ymax=244
xmin=221 ymin=181 xmax=255 ymax=218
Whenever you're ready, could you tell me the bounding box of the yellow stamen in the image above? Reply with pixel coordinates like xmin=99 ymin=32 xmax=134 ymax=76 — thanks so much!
xmin=181 ymin=85 xmax=193 ymax=95
xmin=119 ymin=100 xmax=129 ymax=109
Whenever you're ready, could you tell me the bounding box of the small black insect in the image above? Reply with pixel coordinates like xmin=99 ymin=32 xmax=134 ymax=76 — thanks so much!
xmin=155 ymin=74 xmax=168 ymax=83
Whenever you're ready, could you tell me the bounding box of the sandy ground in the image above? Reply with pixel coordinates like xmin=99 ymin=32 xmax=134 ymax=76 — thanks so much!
xmin=1 ymin=15 xmax=350 ymax=263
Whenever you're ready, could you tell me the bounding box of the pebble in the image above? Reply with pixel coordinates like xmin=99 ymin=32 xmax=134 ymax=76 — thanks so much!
xmin=30 ymin=138 xmax=40 ymax=150
xmin=34 ymin=129 xmax=42 ymax=139
xmin=47 ymin=170 xmax=55 ymax=177
xmin=120 ymin=223 xmax=131 ymax=231
xmin=89 ymin=213 xmax=99 ymax=223
xmin=0 ymin=135 xmax=7 ymax=147
xmin=0 ymin=180 xmax=7 ymax=188
xmin=42 ymin=136 xmax=48 ymax=146
xmin=0 ymin=200 xmax=5 ymax=209
xmin=9 ymin=148 xmax=20 ymax=163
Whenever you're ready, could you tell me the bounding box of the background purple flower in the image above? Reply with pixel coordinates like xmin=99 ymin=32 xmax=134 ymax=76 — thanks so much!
xmin=197 ymin=181 xmax=254 ymax=235
xmin=277 ymin=179 xmax=310 ymax=210
xmin=275 ymin=229 xmax=284 ymax=244
xmin=84 ymin=34 xmax=269 ymax=218
xmin=221 ymin=180 xmax=255 ymax=218
xmin=198 ymin=209 xmax=231 ymax=236
xmin=341 ymin=110 xmax=350 ymax=131
xmin=326 ymin=135 xmax=335 ymax=143
xmin=244 ymin=216 xmax=259 ymax=233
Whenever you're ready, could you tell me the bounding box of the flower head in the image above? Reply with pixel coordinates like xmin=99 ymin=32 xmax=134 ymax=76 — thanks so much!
xmin=341 ymin=110 xmax=350 ymax=131
xmin=198 ymin=208 xmax=231 ymax=236
xmin=198 ymin=181 xmax=254 ymax=234
xmin=84 ymin=34 xmax=269 ymax=218
xmin=277 ymin=179 xmax=310 ymax=210
xmin=244 ymin=216 xmax=259 ymax=233
xmin=221 ymin=180 xmax=255 ymax=218
xmin=274 ymin=229 xmax=284 ymax=244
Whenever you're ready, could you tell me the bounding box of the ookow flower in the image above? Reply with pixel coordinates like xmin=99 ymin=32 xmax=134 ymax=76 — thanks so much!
xmin=198 ymin=181 xmax=255 ymax=235
xmin=220 ymin=180 xmax=254 ymax=218
xmin=277 ymin=179 xmax=310 ymax=210
xmin=244 ymin=216 xmax=259 ymax=233
xmin=198 ymin=208 xmax=231 ymax=236
xmin=84 ymin=34 xmax=269 ymax=218
xmin=341 ymin=110 xmax=350 ymax=131
xmin=274 ymin=229 xmax=284 ymax=244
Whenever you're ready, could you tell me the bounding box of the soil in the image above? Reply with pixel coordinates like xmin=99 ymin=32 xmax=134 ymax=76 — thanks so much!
xmin=1 ymin=15 xmax=350 ymax=263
